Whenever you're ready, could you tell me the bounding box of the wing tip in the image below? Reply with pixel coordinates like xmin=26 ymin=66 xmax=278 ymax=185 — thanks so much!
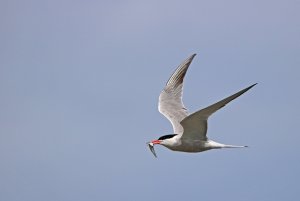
xmin=187 ymin=54 xmax=197 ymax=62
xmin=248 ymin=83 xmax=258 ymax=90
xmin=190 ymin=53 xmax=197 ymax=58
xmin=165 ymin=54 xmax=197 ymax=88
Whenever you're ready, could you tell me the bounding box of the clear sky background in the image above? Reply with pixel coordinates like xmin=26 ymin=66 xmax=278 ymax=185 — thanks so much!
xmin=1 ymin=0 xmax=299 ymax=201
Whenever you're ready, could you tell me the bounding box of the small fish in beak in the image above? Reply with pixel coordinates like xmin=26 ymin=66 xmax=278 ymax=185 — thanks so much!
xmin=147 ymin=142 xmax=157 ymax=158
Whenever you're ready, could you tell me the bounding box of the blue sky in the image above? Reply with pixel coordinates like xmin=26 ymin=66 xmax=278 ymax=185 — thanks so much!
xmin=1 ymin=0 xmax=299 ymax=200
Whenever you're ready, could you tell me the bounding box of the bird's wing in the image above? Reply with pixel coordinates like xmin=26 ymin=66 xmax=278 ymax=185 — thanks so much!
xmin=180 ymin=83 xmax=257 ymax=140
xmin=158 ymin=54 xmax=196 ymax=134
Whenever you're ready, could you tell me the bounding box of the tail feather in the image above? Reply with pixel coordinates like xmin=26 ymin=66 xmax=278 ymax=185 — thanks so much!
xmin=223 ymin=144 xmax=248 ymax=148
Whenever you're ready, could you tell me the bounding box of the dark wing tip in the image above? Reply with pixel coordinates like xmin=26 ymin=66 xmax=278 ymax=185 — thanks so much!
xmin=186 ymin=53 xmax=197 ymax=63
xmin=245 ymin=83 xmax=258 ymax=91
xmin=166 ymin=54 xmax=197 ymax=88
xmin=251 ymin=83 xmax=258 ymax=87
xmin=232 ymin=83 xmax=257 ymax=100
xmin=189 ymin=53 xmax=197 ymax=59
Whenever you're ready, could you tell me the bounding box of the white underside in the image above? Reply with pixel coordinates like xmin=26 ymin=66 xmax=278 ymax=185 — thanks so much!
xmin=161 ymin=138 xmax=247 ymax=153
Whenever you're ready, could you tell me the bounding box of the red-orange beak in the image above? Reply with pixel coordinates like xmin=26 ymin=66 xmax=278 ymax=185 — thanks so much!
xmin=151 ymin=140 xmax=161 ymax=144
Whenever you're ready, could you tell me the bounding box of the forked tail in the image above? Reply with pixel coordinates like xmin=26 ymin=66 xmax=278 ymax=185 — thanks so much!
xmin=223 ymin=144 xmax=248 ymax=148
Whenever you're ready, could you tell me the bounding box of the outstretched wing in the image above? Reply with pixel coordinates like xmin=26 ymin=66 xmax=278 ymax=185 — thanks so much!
xmin=158 ymin=54 xmax=196 ymax=134
xmin=180 ymin=83 xmax=257 ymax=140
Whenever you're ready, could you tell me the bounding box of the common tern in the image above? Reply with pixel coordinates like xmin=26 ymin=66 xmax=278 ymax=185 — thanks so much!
xmin=148 ymin=54 xmax=256 ymax=157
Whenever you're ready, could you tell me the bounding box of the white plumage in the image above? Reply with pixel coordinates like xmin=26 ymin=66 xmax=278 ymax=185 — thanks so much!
xmin=148 ymin=54 xmax=256 ymax=157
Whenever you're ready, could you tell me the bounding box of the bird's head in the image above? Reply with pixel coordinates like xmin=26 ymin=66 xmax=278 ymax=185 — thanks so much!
xmin=147 ymin=134 xmax=178 ymax=157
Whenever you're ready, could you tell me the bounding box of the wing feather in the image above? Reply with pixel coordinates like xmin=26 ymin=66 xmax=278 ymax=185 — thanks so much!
xmin=158 ymin=54 xmax=196 ymax=134
xmin=180 ymin=83 xmax=257 ymax=140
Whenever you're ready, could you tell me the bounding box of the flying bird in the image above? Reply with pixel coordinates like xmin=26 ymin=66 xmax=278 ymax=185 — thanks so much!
xmin=148 ymin=54 xmax=256 ymax=157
